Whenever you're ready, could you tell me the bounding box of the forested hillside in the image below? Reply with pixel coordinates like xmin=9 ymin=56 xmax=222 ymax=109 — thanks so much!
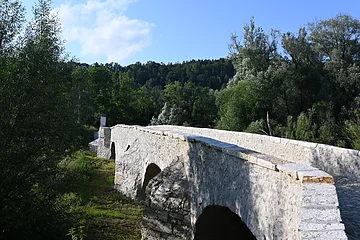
xmin=74 ymin=59 xmax=234 ymax=127
xmin=1 ymin=0 xmax=360 ymax=238
xmin=75 ymin=14 xmax=360 ymax=149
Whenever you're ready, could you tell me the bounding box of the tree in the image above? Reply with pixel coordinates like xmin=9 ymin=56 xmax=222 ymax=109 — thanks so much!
xmin=309 ymin=14 xmax=360 ymax=110
xmin=216 ymin=77 xmax=269 ymax=131
xmin=111 ymin=72 xmax=137 ymax=124
xmin=191 ymin=88 xmax=217 ymax=127
xmin=152 ymin=81 xmax=218 ymax=127
xmin=0 ymin=0 xmax=81 ymax=238
xmin=151 ymin=102 xmax=186 ymax=126
xmin=0 ymin=0 xmax=25 ymax=52
xmin=228 ymin=18 xmax=280 ymax=86
xmin=309 ymin=14 xmax=360 ymax=66
xmin=279 ymin=28 xmax=323 ymax=115
xmin=71 ymin=66 xmax=94 ymax=125
xmin=88 ymin=64 xmax=112 ymax=124
xmin=343 ymin=97 xmax=360 ymax=149
xmin=132 ymin=85 xmax=157 ymax=125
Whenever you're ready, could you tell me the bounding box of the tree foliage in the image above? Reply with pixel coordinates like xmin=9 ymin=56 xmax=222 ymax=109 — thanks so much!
xmin=0 ymin=0 xmax=24 ymax=53
xmin=151 ymin=81 xmax=217 ymax=127
xmin=74 ymin=59 xmax=233 ymax=127
xmin=309 ymin=14 xmax=360 ymax=110
xmin=0 ymin=0 xmax=84 ymax=238
xmin=219 ymin=15 xmax=360 ymax=148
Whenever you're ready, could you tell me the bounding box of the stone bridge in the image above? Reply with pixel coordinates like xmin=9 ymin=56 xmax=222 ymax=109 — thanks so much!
xmin=92 ymin=124 xmax=360 ymax=240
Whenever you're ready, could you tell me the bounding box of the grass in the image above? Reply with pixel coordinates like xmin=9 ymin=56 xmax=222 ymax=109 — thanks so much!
xmin=63 ymin=151 xmax=143 ymax=240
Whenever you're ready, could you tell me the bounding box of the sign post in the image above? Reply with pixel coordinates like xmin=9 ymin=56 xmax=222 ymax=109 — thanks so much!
xmin=100 ymin=114 xmax=106 ymax=127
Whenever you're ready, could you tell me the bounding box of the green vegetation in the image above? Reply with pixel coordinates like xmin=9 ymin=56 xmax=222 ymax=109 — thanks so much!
xmin=2 ymin=0 xmax=360 ymax=238
xmin=219 ymin=15 xmax=360 ymax=149
xmin=1 ymin=0 xmax=86 ymax=238
xmin=0 ymin=0 xmax=142 ymax=238
xmin=77 ymin=59 xmax=234 ymax=127
xmin=61 ymin=151 xmax=143 ymax=240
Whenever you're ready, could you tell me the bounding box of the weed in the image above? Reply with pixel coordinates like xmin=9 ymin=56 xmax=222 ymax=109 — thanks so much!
xmin=67 ymin=226 xmax=87 ymax=240
xmin=61 ymin=150 xmax=143 ymax=239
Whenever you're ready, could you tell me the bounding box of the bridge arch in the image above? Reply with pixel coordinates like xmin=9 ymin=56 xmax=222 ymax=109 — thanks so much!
xmin=194 ymin=205 xmax=256 ymax=240
xmin=110 ymin=142 xmax=116 ymax=160
xmin=138 ymin=163 xmax=161 ymax=200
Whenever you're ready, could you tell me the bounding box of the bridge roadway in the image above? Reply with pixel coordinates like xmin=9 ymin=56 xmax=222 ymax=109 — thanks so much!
xmin=94 ymin=124 xmax=358 ymax=239
xmin=335 ymin=177 xmax=360 ymax=240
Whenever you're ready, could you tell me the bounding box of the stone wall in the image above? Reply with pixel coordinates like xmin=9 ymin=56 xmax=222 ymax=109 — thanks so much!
xmin=110 ymin=125 xmax=347 ymax=239
xmin=186 ymin=139 xmax=302 ymax=239
xmin=147 ymin=125 xmax=360 ymax=179
xmin=142 ymin=160 xmax=192 ymax=239
xmin=111 ymin=125 xmax=191 ymax=239
xmin=146 ymin=125 xmax=360 ymax=239
xmin=97 ymin=127 xmax=111 ymax=158
xmin=111 ymin=125 xmax=189 ymax=200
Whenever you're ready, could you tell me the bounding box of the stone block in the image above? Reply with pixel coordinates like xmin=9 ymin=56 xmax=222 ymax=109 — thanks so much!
xmin=256 ymin=157 xmax=277 ymax=170
xmin=269 ymin=136 xmax=282 ymax=143
xmin=166 ymin=131 xmax=188 ymax=141
xmin=289 ymin=139 xmax=318 ymax=148
xmin=221 ymin=146 xmax=252 ymax=161
xmin=299 ymin=229 xmax=348 ymax=239
xmin=298 ymin=170 xmax=334 ymax=184
xmin=301 ymin=183 xmax=339 ymax=207
xmin=88 ymin=139 xmax=98 ymax=153
xmin=247 ymin=153 xmax=277 ymax=170
xmin=142 ymin=217 xmax=172 ymax=234
xmin=168 ymin=212 xmax=185 ymax=221
xmin=145 ymin=128 xmax=164 ymax=135
xmin=247 ymin=153 xmax=258 ymax=164
xmin=299 ymin=222 xmax=345 ymax=231
xmin=277 ymin=163 xmax=318 ymax=179
xmin=143 ymin=209 xmax=168 ymax=222
xmin=300 ymin=206 xmax=342 ymax=222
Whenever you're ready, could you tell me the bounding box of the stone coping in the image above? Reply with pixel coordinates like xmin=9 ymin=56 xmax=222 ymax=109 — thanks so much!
xmin=112 ymin=124 xmax=333 ymax=184
xmin=141 ymin=125 xmax=360 ymax=183
xmin=147 ymin=125 xmax=360 ymax=156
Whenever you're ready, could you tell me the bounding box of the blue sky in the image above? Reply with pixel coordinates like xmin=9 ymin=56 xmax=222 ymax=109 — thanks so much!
xmin=23 ymin=0 xmax=360 ymax=65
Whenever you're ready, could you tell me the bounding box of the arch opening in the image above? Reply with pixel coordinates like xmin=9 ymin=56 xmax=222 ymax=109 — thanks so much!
xmin=138 ymin=163 xmax=161 ymax=200
xmin=194 ymin=205 xmax=256 ymax=240
xmin=110 ymin=142 xmax=116 ymax=160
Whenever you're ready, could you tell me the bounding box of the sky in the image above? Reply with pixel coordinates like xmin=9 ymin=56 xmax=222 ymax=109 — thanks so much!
xmin=23 ymin=0 xmax=360 ymax=66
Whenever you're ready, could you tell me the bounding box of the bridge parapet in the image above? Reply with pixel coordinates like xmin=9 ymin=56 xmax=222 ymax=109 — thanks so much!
xmin=147 ymin=125 xmax=360 ymax=179
xmin=108 ymin=124 xmax=347 ymax=239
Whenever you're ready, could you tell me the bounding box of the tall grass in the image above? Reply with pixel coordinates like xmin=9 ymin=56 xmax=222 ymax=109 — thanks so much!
xmin=57 ymin=150 xmax=143 ymax=239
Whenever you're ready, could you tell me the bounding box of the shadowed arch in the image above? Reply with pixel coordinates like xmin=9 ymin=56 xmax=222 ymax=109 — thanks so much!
xmin=138 ymin=163 xmax=161 ymax=200
xmin=194 ymin=205 xmax=256 ymax=240
xmin=110 ymin=142 xmax=115 ymax=160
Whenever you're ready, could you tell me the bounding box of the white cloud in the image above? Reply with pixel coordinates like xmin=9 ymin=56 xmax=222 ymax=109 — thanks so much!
xmin=54 ymin=0 xmax=154 ymax=63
